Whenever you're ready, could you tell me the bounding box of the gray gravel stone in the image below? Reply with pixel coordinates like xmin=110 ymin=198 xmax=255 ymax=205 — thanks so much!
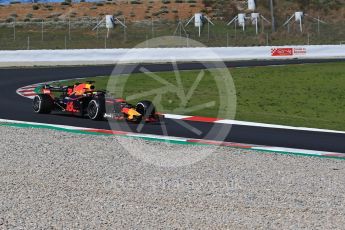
xmin=0 ymin=125 xmax=345 ymax=229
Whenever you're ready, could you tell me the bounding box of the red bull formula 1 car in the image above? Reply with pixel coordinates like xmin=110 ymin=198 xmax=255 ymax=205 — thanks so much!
xmin=32 ymin=81 xmax=163 ymax=123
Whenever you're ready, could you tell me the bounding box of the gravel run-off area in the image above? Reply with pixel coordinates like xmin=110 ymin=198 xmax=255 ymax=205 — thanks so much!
xmin=1 ymin=125 xmax=345 ymax=229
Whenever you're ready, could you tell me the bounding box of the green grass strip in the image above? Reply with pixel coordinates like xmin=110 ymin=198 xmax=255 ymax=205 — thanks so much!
xmin=56 ymin=62 xmax=345 ymax=131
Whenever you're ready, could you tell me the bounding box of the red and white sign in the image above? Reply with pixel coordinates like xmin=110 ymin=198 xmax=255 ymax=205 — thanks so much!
xmin=271 ymin=47 xmax=307 ymax=56
xmin=271 ymin=48 xmax=293 ymax=56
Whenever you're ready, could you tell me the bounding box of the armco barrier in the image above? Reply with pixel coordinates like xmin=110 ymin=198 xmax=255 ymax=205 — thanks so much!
xmin=0 ymin=45 xmax=344 ymax=67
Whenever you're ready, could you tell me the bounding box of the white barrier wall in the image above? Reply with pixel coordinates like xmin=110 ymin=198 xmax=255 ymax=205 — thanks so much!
xmin=0 ymin=45 xmax=344 ymax=67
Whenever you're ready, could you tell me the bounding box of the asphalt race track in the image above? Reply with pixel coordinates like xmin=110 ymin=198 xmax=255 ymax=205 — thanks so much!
xmin=1 ymin=59 xmax=345 ymax=153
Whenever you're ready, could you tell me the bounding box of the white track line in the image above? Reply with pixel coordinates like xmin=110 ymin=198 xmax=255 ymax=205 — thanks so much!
xmin=0 ymin=118 xmax=90 ymax=130
xmin=215 ymin=119 xmax=345 ymax=135
xmin=163 ymin=114 xmax=192 ymax=120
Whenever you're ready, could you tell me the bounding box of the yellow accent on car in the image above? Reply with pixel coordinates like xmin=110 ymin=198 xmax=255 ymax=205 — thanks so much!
xmin=127 ymin=108 xmax=141 ymax=120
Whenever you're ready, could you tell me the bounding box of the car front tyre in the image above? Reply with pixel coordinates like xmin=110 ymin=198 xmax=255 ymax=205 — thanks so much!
xmin=136 ymin=100 xmax=155 ymax=120
xmin=87 ymin=99 xmax=104 ymax=120
xmin=33 ymin=94 xmax=53 ymax=114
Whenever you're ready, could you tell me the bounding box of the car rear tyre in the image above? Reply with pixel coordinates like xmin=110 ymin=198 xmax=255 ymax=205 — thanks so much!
xmin=33 ymin=94 xmax=53 ymax=114
xmin=136 ymin=100 xmax=155 ymax=120
xmin=87 ymin=99 xmax=104 ymax=120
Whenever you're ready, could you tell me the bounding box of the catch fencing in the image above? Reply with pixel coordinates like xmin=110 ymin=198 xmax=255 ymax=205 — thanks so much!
xmin=0 ymin=18 xmax=344 ymax=50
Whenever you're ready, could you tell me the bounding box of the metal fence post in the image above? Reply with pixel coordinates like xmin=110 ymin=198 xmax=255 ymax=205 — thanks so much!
xmin=207 ymin=21 xmax=210 ymax=42
xmin=68 ymin=18 xmax=71 ymax=40
xmin=96 ymin=18 xmax=99 ymax=40
xmin=146 ymin=34 xmax=148 ymax=48
xmin=13 ymin=19 xmax=16 ymax=41
xmin=151 ymin=18 xmax=154 ymax=38
xmin=307 ymin=33 xmax=310 ymax=45
xmin=123 ymin=17 xmax=127 ymax=43
xmin=261 ymin=17 xmax=264 ymax=33
xmin=41 ymin=20 xmax=44 ymax=41
xmin=27 ymin=36 xmax=30 ymax=50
